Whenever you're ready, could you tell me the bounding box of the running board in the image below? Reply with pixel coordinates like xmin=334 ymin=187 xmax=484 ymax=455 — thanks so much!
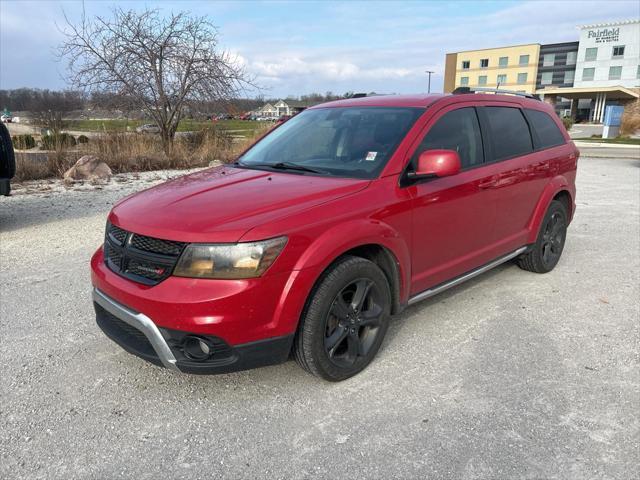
xmin=407 ymin=247 xmax=528 ymax=306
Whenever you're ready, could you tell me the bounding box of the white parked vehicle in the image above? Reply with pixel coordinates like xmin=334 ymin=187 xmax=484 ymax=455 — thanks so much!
xmin=136 ymin=124 xmax=161 ymax=134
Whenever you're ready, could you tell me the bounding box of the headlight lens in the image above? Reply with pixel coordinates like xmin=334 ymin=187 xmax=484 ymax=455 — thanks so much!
xmin=173 ymin=236 xmax=287 ymax=279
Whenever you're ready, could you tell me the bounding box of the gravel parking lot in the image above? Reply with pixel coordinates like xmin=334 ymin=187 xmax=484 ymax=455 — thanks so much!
xmin=1 ymin=156 xmax=638 ymax=479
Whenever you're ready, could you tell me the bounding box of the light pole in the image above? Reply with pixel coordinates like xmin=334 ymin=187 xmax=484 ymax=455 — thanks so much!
xmin=425 ymin=70 xmax=435 ymax=93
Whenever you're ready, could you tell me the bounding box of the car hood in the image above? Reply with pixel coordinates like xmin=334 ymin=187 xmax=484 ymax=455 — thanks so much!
xmin=109 ymin=165 xmax=370 ymax=243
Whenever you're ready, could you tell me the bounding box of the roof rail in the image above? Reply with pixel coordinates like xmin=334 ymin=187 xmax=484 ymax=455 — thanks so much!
xmin=452 ymin=86 xmax=540 ymax=101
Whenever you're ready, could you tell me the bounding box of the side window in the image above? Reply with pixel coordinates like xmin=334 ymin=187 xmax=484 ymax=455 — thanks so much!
xmin=525 ymin=109 xmax=566 ymax=149
xmin=482 ymin=107 xmax=533 ymax=160
xmin=414 ymin=108 xmax=484 ymax=169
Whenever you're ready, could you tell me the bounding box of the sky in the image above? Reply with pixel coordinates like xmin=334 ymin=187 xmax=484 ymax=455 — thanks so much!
xmin=1 ymin=0 xmax=639 ymax=98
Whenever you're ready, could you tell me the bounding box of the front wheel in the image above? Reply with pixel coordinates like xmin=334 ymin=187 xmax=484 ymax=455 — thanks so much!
xmin=518 ymin=200 xmax=568 ymax=273
xmin=293 ymin=256 xmax=391 ymax=381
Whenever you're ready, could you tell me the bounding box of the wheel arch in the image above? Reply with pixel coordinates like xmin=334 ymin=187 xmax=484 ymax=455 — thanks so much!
xmin=292 ymin=219 xmax=411 ymax=315
xmin=336 ymin=244 xmax=404 ymax=315
xmin=526 ymin=177 xmax=574 ymax=244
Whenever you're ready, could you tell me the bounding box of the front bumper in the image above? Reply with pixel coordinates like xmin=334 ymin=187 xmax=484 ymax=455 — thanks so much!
xmin=93 ymin=288 xmax=293 ymax=374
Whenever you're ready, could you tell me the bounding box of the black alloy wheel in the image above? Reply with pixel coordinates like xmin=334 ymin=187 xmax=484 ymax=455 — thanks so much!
xmin=518 ymin=200 xmax=568 ymax=273
xmin=324 ymin=278 xmax=385 ymax=368
xmin=540 ymin=210 xmax=565 ymax=268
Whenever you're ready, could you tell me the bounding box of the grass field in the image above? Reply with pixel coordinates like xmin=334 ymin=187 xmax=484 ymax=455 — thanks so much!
xmin=574 ymin=136 xmax=640 ymax=145
xmin=66 ymin=118 xmax=263 ymax=135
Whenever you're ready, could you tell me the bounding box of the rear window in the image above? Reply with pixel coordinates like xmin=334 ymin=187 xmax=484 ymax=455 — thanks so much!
xmin=525 ymin=109 xmax=566 ymax=149
xmin=483 ymin=107 xmax=533 ymax=161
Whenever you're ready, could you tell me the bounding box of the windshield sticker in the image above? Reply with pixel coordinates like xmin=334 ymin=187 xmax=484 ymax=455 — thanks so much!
xmin=365 ymin=151 xmax=378 ymax=161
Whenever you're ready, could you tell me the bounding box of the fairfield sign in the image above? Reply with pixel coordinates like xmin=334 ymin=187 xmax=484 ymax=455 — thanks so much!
xmin=587 ymin=27 xmax=620 ymax=43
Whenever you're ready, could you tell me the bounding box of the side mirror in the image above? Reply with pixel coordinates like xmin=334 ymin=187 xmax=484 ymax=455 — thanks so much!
xmin=408 ymin=149 xmax=461 ymax=180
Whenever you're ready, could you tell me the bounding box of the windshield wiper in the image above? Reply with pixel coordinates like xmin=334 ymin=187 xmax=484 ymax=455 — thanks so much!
xmin=238 ymin=161 xmax=327 ymax=175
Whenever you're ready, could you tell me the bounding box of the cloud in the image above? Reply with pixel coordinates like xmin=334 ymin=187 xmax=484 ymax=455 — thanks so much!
xmin=1 ymin=0 xmax=639 ymax=96
xmin=251 ymin=56 xmax=415 ymax=81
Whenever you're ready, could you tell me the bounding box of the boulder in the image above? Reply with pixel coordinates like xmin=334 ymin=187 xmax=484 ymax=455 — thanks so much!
xmin=63 ymin=155 xmax=112 ymax=184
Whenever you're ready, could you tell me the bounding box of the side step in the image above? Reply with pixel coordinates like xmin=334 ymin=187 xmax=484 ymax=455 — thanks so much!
xmin=407 ymin=247 xmax=527 ymax=306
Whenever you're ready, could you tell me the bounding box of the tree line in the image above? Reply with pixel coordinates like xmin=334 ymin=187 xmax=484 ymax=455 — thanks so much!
xmin=0 ymin=88 xmax=353 ymax=115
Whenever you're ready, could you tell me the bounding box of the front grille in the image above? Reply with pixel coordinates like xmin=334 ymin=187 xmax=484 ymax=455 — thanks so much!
xmin=126 ymin=259 xmax=167 ymax=281
xmin=131 ymin=234 xmax=185 ymax=256
xmin=104 ymin=222 xmax=186 ymax=286
xmin=109 ymin=224 xmax=128 ymax=245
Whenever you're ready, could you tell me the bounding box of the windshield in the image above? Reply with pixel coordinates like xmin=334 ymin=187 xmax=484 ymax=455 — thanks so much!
xmin=236 ymin=106 xmax=424 ymax=179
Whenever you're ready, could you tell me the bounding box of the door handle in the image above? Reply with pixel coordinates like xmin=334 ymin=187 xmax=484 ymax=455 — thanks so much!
xmin=478 ymin=176 xmax=497 ymax=189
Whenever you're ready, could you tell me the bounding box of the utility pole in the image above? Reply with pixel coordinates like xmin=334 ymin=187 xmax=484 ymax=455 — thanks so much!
xmin=425 ymin=70 xmax=435 ymax=93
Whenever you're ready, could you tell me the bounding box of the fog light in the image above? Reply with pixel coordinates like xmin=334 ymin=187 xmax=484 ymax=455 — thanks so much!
xmin=182 ymin=336 xmax=214 ymax=361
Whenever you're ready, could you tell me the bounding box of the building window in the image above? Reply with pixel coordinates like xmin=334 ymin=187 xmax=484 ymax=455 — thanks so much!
xmin=517 ymin=72 xmax=528 ymax=84
xmin=541 ymin=72 xmax=553 ymax=85
xmin=585 ymin=47 xmax=597 ymax=61
xmin=608 ymin=66 xmax=622 ymax=80
xmin=499 ymin=56 xmax=508 ymax=67
xmin=460 ymin=76 xmax=469 ymax=86
xmin=478 ymin=75 xmax=487 ymax=85
xmin=462 ymin=60 xmax=470 ymax=69
xmin=497 ymin=74 xmax=507 ymax=85
xmin=582 ymin=67 xmax=595 ymax=81
xmin=480 ymin=59 xmax=489 ymax=68
xmin=519 ymin=55 xmax=529 ymax=66
xmin=612 ymin=46 xmax=625 ymax=58
xmin=566 ymin=51 xmax=577 ymax=65
xmin=563 ymin=70 xmax=575 ymax=84
xmin=543 ymin=54 xmax=555 ymax=67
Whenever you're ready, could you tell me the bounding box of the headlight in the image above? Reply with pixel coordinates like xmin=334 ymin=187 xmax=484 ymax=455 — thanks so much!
xmin=173 ymin=236 xmax=287 ymax=279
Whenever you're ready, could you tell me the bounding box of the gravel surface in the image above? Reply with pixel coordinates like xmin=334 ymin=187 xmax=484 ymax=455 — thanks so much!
xmin=1 ymin=157 xmax=639 ymax=479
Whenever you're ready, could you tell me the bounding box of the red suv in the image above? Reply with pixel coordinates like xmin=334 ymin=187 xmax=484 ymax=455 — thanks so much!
xmin=91 ymin=91 xmax=578 ymax=381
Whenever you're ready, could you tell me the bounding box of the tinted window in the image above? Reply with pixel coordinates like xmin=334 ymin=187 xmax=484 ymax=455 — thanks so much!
xmin=526 ymin=109 xmax=566 ymax=149
xmin=483 ymin=107 xmax=533 ymax=160
xmin=415 ymin=108 xmax=483 ymax=169
xmin=238 ymin=107 xmax=423 ymax=179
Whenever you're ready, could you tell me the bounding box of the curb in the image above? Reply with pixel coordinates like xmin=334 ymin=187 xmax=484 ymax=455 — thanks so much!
xmin=574 ymin=141 xmax=640 ymax=149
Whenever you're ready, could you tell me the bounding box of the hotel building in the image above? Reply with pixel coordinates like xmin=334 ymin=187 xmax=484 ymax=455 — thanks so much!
xmin=443 ymin=19 xmax=639 ymax=125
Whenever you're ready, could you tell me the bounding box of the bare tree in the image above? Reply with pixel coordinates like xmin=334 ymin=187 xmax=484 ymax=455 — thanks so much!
xmin=58 ymin=7 xmax=253 ymax=153
xmin=30 ymin=90 xmax=85 ymax=135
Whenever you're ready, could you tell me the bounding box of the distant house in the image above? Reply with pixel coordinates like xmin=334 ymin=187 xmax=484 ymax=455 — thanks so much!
xmin=256 ymin=99 xmax=314 ymax=119
xmin=257 ymin=103 xmax=278 ymax=119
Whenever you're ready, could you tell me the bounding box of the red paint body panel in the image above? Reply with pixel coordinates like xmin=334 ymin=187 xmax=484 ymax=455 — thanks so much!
xmin=91 ymin=93 xmax=578 ymax=349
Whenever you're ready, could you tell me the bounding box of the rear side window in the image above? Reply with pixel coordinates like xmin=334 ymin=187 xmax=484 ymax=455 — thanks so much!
xmin=525 ymin=109 xmax=566 ymax=149
xmin=483 ymin=107 xmax=533 ymax=160
xmin=415 ymin=108 xmax=484 ymax=169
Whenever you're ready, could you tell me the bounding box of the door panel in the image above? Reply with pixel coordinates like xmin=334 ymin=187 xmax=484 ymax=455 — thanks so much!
xmin=477 ymin=106 xmax=551 ymax=248
xmin=407 ymin=169 xmax=497 ymax=294
xmin=404 ymin=105 xmax=497 ymax=295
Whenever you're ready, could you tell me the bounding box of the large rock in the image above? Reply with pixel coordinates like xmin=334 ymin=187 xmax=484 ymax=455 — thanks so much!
xmin=63 ymin=155 xmax=112 ymax=184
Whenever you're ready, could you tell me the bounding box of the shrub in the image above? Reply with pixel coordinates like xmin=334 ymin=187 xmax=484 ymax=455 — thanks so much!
xmin=16 ymin=124 xmax=271 ymax=181
xmin=11 ymin=134 xmax=36 ymax=150
xmin=77 ymin=134 xmax=90 ymax=144
xmin=561 ymin=117 xmax=574 ymax=132
xmin=41 ymin=133 xmax=77 ymax=150
xmin=14 ymin=152 xmax=52 ymax=181
xmin=620 ymin=115 xmax=640 ymax=136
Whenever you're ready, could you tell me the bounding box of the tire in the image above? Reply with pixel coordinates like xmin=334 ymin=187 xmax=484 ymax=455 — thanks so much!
xmin=518 ymin=200 xmax=568 ymax=273
xmin=0 ymin=122 xmax=16 ymax=179
xmin=293 ymin=255 xmax=391 ymax=381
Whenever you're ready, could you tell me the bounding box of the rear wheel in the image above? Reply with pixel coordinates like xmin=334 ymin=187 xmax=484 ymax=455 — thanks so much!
xmin=518 ymin=200 xmax=568 ymax=273
xmin=293 ymin=256 xmax=391 ymax=381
